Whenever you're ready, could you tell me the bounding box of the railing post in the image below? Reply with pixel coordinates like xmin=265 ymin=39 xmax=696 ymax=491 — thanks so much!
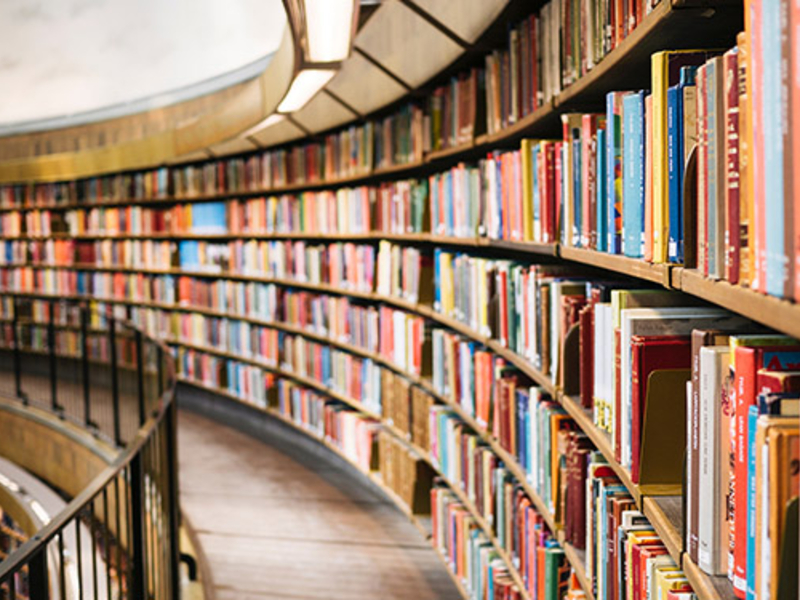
xmin=48 ymin=300 xmax=61 ymax=415
xmin=166 ymin=399 xmax=181 ymax=599
xmin=129 ymin=453 xmax=148 ymax=600
xmin=27 ymin=546 xmax=48 ymax=600
xmin=135 ymin=329 xmax=146 ymax=426
xmin=11 ymin=297 xmax=23 ymax=402
xmin=109 ymin=315 xmax=121 ymax=446
xmin=81 ymin=306 xmax=94 ymax=429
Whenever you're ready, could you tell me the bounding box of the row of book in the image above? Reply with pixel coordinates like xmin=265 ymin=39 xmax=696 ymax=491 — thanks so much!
xmin=5 ymin=249 xmax=798 ymax=597
xmin=5 ymin=291 xmax=723 ymax=599
xmin=0 ymin=0 xmax=670 ymax=211
xmin=274 ymin=378 xmax=380 ymax=473
xmin=172 ymin=323 xmax=383 ymax=417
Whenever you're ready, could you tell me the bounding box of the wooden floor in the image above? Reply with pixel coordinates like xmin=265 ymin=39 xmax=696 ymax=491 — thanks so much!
xmin=178 ymin=408 xmax=462 ymax=600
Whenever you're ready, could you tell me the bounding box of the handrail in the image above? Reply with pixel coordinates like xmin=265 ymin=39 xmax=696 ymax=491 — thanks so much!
xmin=0 ymin=295 xmax=179 ymax=600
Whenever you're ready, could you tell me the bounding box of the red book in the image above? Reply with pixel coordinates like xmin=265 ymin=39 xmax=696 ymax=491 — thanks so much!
xmin=757 ymin=369 xmax=800 ymax=394
xmin=724 ymin=48 xmax=741 ymax=283
xmin=554 ymin=142 xmax=564 ymax=242
xmin=581 ymin=115 xmax=603 ymax=248
xmin=630 ymin=335 xmax=691 ymax=483
xmin=543 ymin=142 xmax=557 ymax=243
xmin=732 ymin=343 xmax=800 ymax=591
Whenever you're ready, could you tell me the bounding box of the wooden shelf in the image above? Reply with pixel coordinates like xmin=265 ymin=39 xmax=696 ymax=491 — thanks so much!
xmin=558 ymin=246 xmax=672 ymax=286
xmin=674 ymin=267 xmax=800 ymax=340
xmin=557 ymin=392 xmax=640 ymax=506
xmin=642 ymin=496 xmax=683 ymax=565
xmin=682 ymin=554 xmax=738 ymax=600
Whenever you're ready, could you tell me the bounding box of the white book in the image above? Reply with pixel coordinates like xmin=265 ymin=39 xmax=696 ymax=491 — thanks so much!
xmin=697 ymin=345 xmax=730 ymax=575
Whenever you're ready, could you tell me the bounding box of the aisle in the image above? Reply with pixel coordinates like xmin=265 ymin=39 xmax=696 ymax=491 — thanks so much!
xmin=178 ymin=408 xmax=462 ymax=600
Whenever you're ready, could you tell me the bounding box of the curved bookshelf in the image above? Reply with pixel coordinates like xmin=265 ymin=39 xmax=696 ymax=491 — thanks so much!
xmin=0 ymin=1 xmax=775 ymax=598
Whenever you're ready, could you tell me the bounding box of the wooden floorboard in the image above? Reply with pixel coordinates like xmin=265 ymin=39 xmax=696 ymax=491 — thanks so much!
xmin=178 ymin=409 xmax=462 ymax=600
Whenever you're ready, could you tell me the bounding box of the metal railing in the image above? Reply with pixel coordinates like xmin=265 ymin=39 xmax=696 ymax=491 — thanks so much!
xmin=0 ymin=296 xmax=179 ymax=600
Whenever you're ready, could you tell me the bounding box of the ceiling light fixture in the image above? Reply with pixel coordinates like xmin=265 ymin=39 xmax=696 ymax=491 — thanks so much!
xmin=303 ymin=0 xmax=357 ymax=63
xmin=277 ymin=68 xmax=336 ymax=113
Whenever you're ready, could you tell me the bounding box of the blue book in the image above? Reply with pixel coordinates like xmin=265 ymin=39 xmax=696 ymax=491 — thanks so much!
xmin=495 ymin=156 xmax=503 ymax=239
xmin=763 ymin=0 xmax=787 ymax=297
xmin=667 ymin=85 xmax=683 ymax=263
xmin=596 ymin=128 xmax=608 ymax=252
xmin=745 ymin=405 xmax=758 ymax=600
xmin=622 ymin=92 xmax=646 ymax=258
xmin=179 ymin=241 xmax=200 ymax=268
xmin=516 ymin=389 xmax=528 ymax=470
xmin=191 ymin=201 xmax=227 ymax=233
xmin=433 ymin=248 xmax=442 ymax=311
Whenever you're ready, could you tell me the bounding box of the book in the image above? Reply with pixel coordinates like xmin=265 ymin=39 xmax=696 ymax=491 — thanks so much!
xmin=622 ymin=92 xmax=646 ymax=259
xmin=652 ymin=49 xmax=719 ymax=263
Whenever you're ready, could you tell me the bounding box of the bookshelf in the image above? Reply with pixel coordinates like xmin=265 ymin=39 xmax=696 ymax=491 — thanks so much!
xmin=3 ymin=1 xmax=796 ymax=599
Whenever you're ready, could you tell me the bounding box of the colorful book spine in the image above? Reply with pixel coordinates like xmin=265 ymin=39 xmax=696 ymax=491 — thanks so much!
xmin=606 ymin=92 xmax=625 ymax=255
xmin=622 ymin=92 xmax=645 ymax=258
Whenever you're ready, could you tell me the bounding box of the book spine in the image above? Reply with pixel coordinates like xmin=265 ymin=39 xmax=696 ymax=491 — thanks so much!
xmin=651 ymin=53 xmax=668 ymax=263
xmin=722 ymin=51 xmax=741 ymax=284
xmin=622 ymin=93 xmax=645 ymax=258
xmin=697 ymin=65 xmax=709 ymax=276
xmin=763 ymin=0 xmax=790 ymax=297
xmin=606 ymin=93 xmax=622 ymax=254
xmin=750 ymin=0 xmax=766 ymax=291
xmin=745 ymin=404 xmax=759 ymax=600
xmin=793 ymin=0 xmax=800 ymax=301
xmin=667 ymin=86 xmax=683 ymax=264
xmin=597 ymin=128 xmax=608 ymax=253
xmin=737 ymin=32 xmax=751 ymax=291
xmin=733 ymin=345 xmax=755 ymax=592
xmin=707 ymin=59 xmax=720 ymax=279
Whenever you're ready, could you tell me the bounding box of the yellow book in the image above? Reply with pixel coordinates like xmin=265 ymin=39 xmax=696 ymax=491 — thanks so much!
xmin=651 ymin=564 xmax=681 ymax=600
xmin=652 ymin=50 xmax=717 ymax=264
xmin=521 ymin=139 xmax=534 ymax=241
xmin=184 ymin=203 xmax=192 ymax=232
xmin=657 ymin=574 xmax=690 ymax=600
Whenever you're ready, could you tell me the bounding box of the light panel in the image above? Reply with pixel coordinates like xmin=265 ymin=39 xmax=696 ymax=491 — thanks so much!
xmin=277 ymin=69 xmax=335 ymax=113
xmin=304 ymin=0 xmax=356 ymax=63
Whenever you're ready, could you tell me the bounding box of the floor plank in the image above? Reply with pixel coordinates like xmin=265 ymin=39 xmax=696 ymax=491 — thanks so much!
xmin=178 ymin=408 xmax=461 ymax=600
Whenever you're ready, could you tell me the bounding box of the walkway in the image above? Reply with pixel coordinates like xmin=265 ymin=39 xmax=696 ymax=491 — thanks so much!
xmin=178 ymin=403 xmax=462 ymax=600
